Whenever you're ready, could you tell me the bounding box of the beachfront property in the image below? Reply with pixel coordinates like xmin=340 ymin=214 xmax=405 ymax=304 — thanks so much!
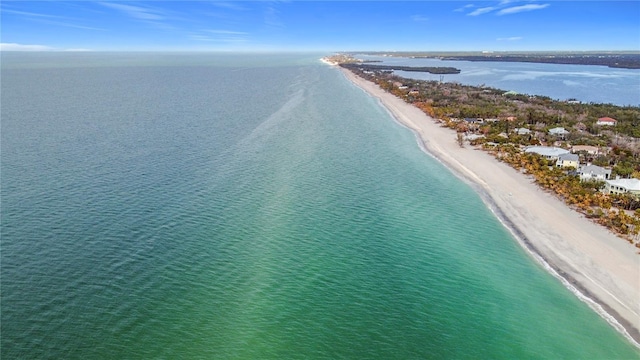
xmin=602 ymin=178 xmax=640 ymax=196
xmin=571 ymin=145 xmax=600 ymax=155
xmin=524 ymin=146 xmax=570 ymax=162
xmin=556 ymin=153 xmax=580 ymax=169
xmin=578 ymin=164 xmax=611 ymax=181
xmin=597 ymin=117 xmax=618 ymax=126
xmin=548 ymin=127 xmax=570 ymax=137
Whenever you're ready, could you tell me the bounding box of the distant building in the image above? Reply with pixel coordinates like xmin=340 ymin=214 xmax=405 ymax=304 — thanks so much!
xmin=578 ymin=165 xmax=611 ymax=181
xmin=596 ymin=117 xmax=617 ymax=126
xmin=571 ymin=145 xmax=600 ymax=155
xmin=515 ymin=128 xmax=531 ymax=135
xmin=556 ymin=153 xmax=579 ymax=169
xmin=525 ymin=146 xmax=570 ymax=162
xmin=548 ymin=127 xmax=570 ymax=136
xmin=603 ymin=179 xmax=640 ymax=197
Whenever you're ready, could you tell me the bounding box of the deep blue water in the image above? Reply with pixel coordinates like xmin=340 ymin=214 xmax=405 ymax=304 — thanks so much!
xmin=2 ymin=52 xmax=638 ymax=359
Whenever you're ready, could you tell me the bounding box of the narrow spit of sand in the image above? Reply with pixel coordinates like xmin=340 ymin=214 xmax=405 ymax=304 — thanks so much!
xmin=337 ymin=66 xmax=640 ymax=346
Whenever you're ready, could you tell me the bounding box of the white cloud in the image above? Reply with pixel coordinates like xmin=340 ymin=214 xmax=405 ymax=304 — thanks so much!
xmin=411 ymin=15 xmax=429 ymax=22
xmin=264 ymin=6 xmax=283 ymax=28
xmin=206 ymin=30 xmax=248 ymax=35
xmin=454 ymin=4 xmax=475 ymax=12
xmin=209 ymin=1 xmax=247 ymax=11
xmin=468 ymin=6 xmax=496 ymax=16
xmin=497 ymin=36 xmax=523 ymax=41
xmin=99 ymin=2 xmax=164 ymax=20
xmin=1 ymin=9 xmax=64 ymax=18
xmin=497 ymin=4 xmax=550 ymax=15
xmin=0 ymin=43 xmax=54 ymax=51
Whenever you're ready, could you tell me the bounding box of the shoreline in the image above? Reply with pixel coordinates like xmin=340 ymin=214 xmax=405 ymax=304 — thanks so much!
xmin=336 ymin=65 xmax=640 ymax=347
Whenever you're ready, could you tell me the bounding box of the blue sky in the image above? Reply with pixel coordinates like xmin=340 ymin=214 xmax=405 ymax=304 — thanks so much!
xmin=1 ymin=1 xmax=639 ymax=51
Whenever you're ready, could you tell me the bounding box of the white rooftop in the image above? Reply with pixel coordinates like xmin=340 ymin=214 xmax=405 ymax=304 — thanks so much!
xmin=606 ymin=178 xmax=640 ymax=191
xmin=579 ymin=165 xmax=610 ymax=175
xmin=525 ymin=146 xmax=570 ymax=157
xmin=549 ymin=127 xmax=569 ymax=135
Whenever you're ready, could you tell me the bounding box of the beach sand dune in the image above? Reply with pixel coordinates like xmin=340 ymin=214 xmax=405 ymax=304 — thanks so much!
xmin=339 ymin=67 xmax=640 ymax=346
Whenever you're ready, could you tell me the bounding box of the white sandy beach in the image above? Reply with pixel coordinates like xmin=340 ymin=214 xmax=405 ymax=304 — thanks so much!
xmin=337 ymin=66 xmax=640 ymax=346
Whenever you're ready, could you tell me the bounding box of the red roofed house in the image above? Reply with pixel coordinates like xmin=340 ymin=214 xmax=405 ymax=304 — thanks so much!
xmin=596 ymin=117 xmax=617 ymax=126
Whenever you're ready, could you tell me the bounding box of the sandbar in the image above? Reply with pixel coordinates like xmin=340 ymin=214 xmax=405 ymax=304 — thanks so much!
xmin=337 ymin=65 xmax=640 ymax=346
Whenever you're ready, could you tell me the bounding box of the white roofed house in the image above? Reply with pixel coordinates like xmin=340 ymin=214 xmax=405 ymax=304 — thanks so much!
xmin=515 ymin=128 xmax=531 ymax=135
xmin=571 ymin=145 xmax=600 ymax=156
xmin=578 ymin=165 xmax=611 ymax=181
xmin=603 ymin=178 xmax=640 ymax=197
xmin=548 ymin=127 xmax=570 ymax=139
xmin=556 ymin=153 xmax=579 ymax=169
xmin=524 ymin=146 xmax=570 ymax=162
xmin=596 ymin=117 xmax=617 ymax=126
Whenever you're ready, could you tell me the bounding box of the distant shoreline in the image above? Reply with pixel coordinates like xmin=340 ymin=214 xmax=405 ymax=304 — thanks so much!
xmin=333 ymin=63 xmax=640 ymax=348
xmin=357 ymin=52 xmax=640 ymax=69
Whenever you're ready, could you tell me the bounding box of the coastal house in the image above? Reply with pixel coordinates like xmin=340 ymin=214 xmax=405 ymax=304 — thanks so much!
xmin=548 ymin=127 xmax=570 ymax=136
xmin=578 ymin=165 xmax=611 ymax=181
xmin=602 ymin=178 xmax=640 ymax=197
xmin=596 ymin=117 xmax=617 ymax=126
xmin=524 ymin=146 xmax=570 ymax=162
xmin=515 ymin=128 xmax=531 ymax=135
xmin=556 ymin=153 xmax=579 ymax=169
xmin=571 ymin=145 xmax=600 ymax=155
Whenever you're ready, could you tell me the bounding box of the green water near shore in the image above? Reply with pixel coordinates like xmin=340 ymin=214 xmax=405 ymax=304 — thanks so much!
xmin=2 ymin=53 xmax=638 ymax=358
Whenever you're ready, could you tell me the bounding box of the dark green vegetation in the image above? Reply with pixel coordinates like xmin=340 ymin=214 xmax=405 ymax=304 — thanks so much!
xmin=358 ymin=51 xmax=640 ymax=69
xmin=341 ymin=62 xmax=461 ymax=74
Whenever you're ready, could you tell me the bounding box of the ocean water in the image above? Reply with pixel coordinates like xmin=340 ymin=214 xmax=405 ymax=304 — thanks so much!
xmin=1 ymin=52 xmax=638 ymax=359
xmin=358 ymin=54 xmax=640 ymax=107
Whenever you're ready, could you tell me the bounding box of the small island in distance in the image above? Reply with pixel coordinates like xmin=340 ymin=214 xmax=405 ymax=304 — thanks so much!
xmin=359 ymin=51 xmax=640 ymax=69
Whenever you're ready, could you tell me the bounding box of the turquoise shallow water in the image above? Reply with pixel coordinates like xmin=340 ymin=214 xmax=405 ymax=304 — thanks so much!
xmin=2 ymin=53 xmax=638 ymax=359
